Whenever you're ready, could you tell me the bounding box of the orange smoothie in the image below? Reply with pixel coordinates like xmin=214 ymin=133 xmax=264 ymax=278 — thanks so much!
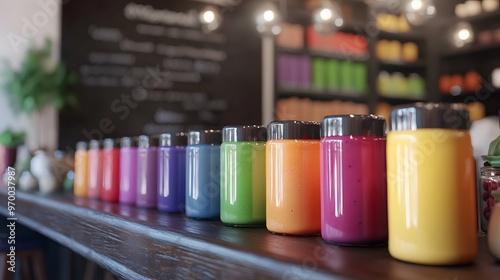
xmin=74 ymin=142 xmax=89 ymax=197
xmin=266 ymin=139 xmax=321 ymax=235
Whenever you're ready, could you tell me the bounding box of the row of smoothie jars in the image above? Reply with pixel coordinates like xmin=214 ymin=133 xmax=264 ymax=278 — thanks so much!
xmin=227 ymin=102 xmax=477 ymax=266
xmin=73 ymin=102 xmax=478 ymax=266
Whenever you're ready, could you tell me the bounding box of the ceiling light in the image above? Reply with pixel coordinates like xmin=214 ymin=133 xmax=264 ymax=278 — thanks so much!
xmin=404 ymin=0 xmax=436 ymax=26
xmin=452 ymin=21 xmax=474 ymax=48
xmin=313 ymin=1 xmax=343 ymax=34
xmin=255 ymin=2 xmax=282 ymax=36
xmin=199 ymin=6 xmax=222 ymax=32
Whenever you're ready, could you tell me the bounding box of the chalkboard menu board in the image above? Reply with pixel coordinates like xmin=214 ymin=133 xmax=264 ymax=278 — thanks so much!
xmin=59 ymin=0 xmax=261 ymax=148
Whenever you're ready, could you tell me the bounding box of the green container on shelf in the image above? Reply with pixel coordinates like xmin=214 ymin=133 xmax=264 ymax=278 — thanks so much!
xmin=408 ymin=73 xmax=426 ymax=98
xmin=352 ymin=63 xmax=367 ymax=94
xmin=377 ymin=71 xmax=391 ymax=96
xmin=326 ymin=59 xmax=340 ymax=91
xmin=391 ymin=72 xmax=407 ymax=96
xmin=340 ymin=61 xmax=354 ymax=92
xmin=312 ymin=58 xmax=326 ymax=90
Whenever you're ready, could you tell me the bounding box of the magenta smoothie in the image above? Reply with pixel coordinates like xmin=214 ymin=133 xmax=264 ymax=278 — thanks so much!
xmin=320 ymin=115 xmax=387 ymax=245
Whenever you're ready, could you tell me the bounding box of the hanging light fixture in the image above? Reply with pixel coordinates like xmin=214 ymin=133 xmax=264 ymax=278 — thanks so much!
xmin=255 ymin=2 xmax=282 ymax=36
xmin=312 ymin=1 xmax=343 ymax=34
xmin=199 ymin=6 xmax=222 ymax=32
xmin=451 ymin=21 xmax=474 ymax=48
xmin=404 ymin=0 xmax=436 ymax=26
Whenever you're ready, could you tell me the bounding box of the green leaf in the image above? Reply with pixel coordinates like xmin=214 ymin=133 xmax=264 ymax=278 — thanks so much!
xmin=2 ymin=37 xmax=78 ymax=114
xmin=0 ymin=128 xmax=26 ymax=147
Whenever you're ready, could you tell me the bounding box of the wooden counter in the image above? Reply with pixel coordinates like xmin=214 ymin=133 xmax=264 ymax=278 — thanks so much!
xmin=1 ymin=189 xmax=499 ymax=279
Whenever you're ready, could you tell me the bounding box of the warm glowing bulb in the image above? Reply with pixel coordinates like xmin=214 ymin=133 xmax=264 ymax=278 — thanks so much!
xmin=320 ymin=8 xmax=332 ymax=21
xmin=263 ymin=10 xmax=275 ymax=22
xmin=458 ymin=29 xmax=470 ymax=40
xmin=202 ymin=11 xmax=215 ymax=23
xmin=411 ymin=0 xmax=423 ymax=10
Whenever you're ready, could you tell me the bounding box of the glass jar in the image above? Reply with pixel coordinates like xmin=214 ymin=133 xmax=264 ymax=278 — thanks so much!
xmin=387 ymin=103 xmax=477 ymax=265
xmin=487 ymin=191 xmax=500 ymax=260
xmin=88 ymin=140 xmax=103 ymax=199
xmin=74 ymin=141 xmax=89 ymax=198
xmin=320 ymin=114 xmax=387 ymax=245
xmin=158 ymin=132 xmax=187 ymax=213
xmin=185 ymin=130 xmax=222 ymax=219
xmin=102 ymin=138 xmax=120 ymax=202
xmin=137 ymin=135 xmax=159 ymax=208
xmin=119 ymin=137 xmax=138 ymax=204
xmin=266 ymin=120 xmax=321 ymax=235
xmin=220 ymin=125 xmax=267 ymax=226
xmin=480 ymin=166 xmax=500 ymax=232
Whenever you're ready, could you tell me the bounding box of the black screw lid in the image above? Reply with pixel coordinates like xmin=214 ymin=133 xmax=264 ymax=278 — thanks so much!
xmin=89 ymin=140 xmax=103 ymax=149
xmin=76 ymin=141 xmax=88 ymax=151
xmin=188 ymin=130 xmax=222 ymax=145
xmin=138 ymin=135 xmax=160 ymax=148
xmin=103 ymin=138 xmax=121 ymax=149
xmin=222 ymin=125 xmax=267 ymax=142
xmin=121 ymin=136 xmax=137 ymax=148
xmin=322 ymin=114 xmax=386 ymax=137
xmin=267 ymin=120 xmax=321 ymax=140
xmin=390 ymin=103 xmax=470 ymax=131
xmin=160 ymin=132 xmax=188 ymax=146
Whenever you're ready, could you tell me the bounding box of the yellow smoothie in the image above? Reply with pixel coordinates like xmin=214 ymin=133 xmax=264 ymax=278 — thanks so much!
xmin=387 ymin=129 xmax=477 ymax=265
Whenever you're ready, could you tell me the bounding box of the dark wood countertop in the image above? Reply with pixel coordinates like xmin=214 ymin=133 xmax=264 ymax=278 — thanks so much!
xmin=1 ymin=189 xmax=499 ymax=280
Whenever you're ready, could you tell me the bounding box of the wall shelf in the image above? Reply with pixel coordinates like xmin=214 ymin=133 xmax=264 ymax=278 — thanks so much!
xmin=277 ymin=46 xmax=369 ymax=62
xmin=1 ymin=190 xmax=499 ymax=280
xmin=309 ymin=50 xmax=369 ymax=62
xmin=440 ymin=90 xmax=500 ymax=102
xmin=375 ymin=30 xmax=426 ymax=41
xmin=450 ymin=9 xmax=500 ymax=24
xmin=277 ymin=88 xmax=367 ymax=102
xmin=378 ymin=60 xmax=427 ymax=69
xmin=442 ymin=43 xmax=500 ymax=58
xmin=340 ymin=20 xmax=369 ymax=33
xmin=378 ymin=95 xmax=426 ymax=104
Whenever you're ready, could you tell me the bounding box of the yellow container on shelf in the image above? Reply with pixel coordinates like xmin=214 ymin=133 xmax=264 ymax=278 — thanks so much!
xmin=387 ymin=103 xmax=477 ymax=265
xmin=376 ymin=40 xmax=389 ymax=60
xmin=402 ymin=42 xmax=419 ymax=62
xmin=388 ymin=40 xmax=402 ymax=61
xmin=398 ymin=15 xmax=410 ymax=33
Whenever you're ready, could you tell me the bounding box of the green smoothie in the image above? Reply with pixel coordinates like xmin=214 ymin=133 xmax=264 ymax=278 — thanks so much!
xmin=220 ymin=126 xmax=267 ymax=226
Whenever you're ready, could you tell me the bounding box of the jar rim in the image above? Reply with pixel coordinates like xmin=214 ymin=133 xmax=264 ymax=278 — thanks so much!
xmin=481 ymin=166 xmax=500 ymax=176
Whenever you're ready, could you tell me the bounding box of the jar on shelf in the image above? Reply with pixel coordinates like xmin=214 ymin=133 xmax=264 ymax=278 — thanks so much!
xmin=220 ymin=125 xmax=267 ymax=226
xmin=487 ymin=191 xmax=500 ymax=261
xmin=137 ymin=135 xmax=159 ymax=208
xmin=158 ymin=132 xmax=187 ymax=213
xmin=102 ymin=138 xmax=120 ymax=202
xmin=74 ymin=141 xmax=89 ymax=198
xmin=88 ymin=140 xmax=103 ymax=199
xmin=185 ymin=130 xmax=222 ymax=219
xmin=266 ymin=120 xmax=321 ymax=235
xmin=119 ymin=136 xmax=138 ymax=205
xmin=320 ymin=115 xmax=387 ymax=246
xmin=387 ymin=103 xmax=477 ymax=265
xmin=480 ymin=166 xmax=500 ymax=232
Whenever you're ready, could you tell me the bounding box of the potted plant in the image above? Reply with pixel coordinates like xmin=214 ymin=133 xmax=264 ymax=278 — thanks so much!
xmin=2 ymin=38 xmax=77 ymax=193
xmin=0 ymin=128 xmax=26 ymax=175
xmin=2 ymin=37 xmax=77 ymax=152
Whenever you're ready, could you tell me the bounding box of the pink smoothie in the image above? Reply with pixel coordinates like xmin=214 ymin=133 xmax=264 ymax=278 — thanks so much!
xmin=320 ymin=135 xmax=387 ymax=245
